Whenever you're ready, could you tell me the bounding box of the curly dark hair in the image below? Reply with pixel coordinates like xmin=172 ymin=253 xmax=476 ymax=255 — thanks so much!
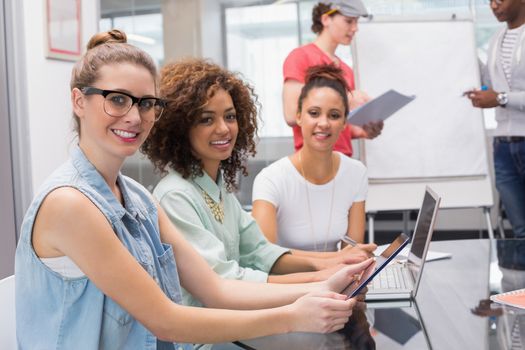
xmin=297 ymin=64 xmax=350 ymax=116
xmin=141 ymin=58 xmax=259 ymax=192
xmin=311 ymin=3 xmax=336 ymax=34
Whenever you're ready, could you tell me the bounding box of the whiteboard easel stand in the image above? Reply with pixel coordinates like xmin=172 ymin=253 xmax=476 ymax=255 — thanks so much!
xmin=367 ymin=206 xmax=495 ymax=243
xmin=483 ymin=206 xmax=495 ymax=240
xmin=353 ymin=17 xmax=495 ymax=245
xmin=366 ymin=210 xmax=411 ymax=243
xmin=403 ymin=210 xmax=410 ymax=235
xmin=367 ymin=212 xmax=376 ymax=243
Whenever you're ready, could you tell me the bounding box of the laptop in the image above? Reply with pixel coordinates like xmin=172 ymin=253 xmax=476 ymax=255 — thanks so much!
xmin=366 ymin=186 xmax=441 ymax=301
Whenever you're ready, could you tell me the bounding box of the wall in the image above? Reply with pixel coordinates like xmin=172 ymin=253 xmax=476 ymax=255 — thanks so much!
xmin=0 ymin=0 xmax=99 ymax=277
xmin=162 ymin=0 xmax=201 ymax=61
xmin=133 ymin=1 xmax=503 ymax=236
xmin=200 ymin=0 xmax=224 ymax=64
xmin=162 ymin=0 xmax=223 ymax=64
xmin=22 ymin=0 xmax=99 ymax=190
xmin=0 ymin=0 xmax=17 ymax=279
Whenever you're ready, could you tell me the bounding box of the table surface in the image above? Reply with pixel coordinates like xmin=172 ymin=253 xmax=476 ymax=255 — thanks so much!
xmin=234 ymin=239 xmax=525 ymax=350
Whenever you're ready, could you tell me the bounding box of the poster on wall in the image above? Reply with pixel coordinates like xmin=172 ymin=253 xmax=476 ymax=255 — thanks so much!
xmin=44 ymin=0 xmax=82 ymax=61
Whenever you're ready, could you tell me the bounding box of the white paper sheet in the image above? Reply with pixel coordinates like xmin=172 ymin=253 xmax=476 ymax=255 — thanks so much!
xmin=375 ymin=243 xmax=452 ymax=262
xmin=346 ymin=89 xmax=415 ymax=126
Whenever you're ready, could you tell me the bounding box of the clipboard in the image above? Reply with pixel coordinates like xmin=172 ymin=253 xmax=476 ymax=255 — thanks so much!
xmin=490 ymin=288 xmax=525 ymax=310
xmin=346 ymin=89 xmax=415 ymax=126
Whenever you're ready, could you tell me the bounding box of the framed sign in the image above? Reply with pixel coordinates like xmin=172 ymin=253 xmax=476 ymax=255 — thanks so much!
xmin=45 ymin=0 xmax=82 ymax=61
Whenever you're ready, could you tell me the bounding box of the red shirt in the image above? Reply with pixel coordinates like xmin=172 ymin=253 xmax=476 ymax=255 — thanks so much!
xmin=283 ymin=43 xmax=355 ymax=156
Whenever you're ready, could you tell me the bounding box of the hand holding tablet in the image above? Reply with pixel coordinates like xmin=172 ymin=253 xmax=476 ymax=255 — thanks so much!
xmin=344 ymin=233 xmax=410 ymax=299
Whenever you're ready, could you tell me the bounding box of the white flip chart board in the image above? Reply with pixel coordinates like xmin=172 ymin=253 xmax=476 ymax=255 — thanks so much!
xmin=352 ymin=18 xmax=493 ymax=211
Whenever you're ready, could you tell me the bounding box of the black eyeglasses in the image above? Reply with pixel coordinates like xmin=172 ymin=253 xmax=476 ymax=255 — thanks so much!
xmin=80 ymin=87 xmax=167 ymax=122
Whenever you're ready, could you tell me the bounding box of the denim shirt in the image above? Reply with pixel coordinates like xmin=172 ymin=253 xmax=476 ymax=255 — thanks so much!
xmin=15 ymin=146 xmax=193 ymax=350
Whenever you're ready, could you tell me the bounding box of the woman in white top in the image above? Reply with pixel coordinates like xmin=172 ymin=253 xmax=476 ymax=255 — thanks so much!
xmin=17 ymin=30 xmax=373 ymax=348
xmin=253 ymin=64 xmax=370 ymax=253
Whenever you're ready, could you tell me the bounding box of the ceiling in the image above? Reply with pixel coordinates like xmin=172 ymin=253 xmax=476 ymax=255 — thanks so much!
xmin=100 ymin=0 xmax=162 ymax=17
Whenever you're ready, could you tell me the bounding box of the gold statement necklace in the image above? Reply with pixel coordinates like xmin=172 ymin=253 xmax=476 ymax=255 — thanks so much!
xmin=193 ymin=180 xmax=225 ymax=224
xmin=299 ymin=150 xmax=336 ymax=252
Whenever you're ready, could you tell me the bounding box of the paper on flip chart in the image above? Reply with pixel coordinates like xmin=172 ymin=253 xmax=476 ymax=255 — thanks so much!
xmin=347 ymin=89 xmax=415 ymax=126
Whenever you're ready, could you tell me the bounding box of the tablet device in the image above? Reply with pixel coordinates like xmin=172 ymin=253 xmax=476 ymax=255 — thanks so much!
xmin=345 ymin=233 xmax=410 ymax=299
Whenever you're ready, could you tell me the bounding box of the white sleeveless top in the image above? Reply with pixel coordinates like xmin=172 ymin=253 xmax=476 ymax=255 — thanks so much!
xmin=41 ymin=256 xmax=84 ymax=278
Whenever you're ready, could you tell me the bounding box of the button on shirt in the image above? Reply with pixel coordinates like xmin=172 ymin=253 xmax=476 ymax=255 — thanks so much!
xmin=153 ymin=170 xmax=289 ymax=307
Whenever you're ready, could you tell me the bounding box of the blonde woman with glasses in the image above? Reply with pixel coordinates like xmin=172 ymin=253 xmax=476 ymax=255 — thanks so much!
xmin=15 ymin=30 xmax=372 ymax=349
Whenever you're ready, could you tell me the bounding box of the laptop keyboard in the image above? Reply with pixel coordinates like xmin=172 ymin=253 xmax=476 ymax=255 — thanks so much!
xmin=371 ymin=264 xmax=407 ymax=290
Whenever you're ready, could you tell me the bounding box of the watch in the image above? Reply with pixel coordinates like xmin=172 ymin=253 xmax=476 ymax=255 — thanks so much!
xmin=341 ymin=236 xmax=358 ymax=247
xmin=496 ymin=92 xmax=508 ymax=107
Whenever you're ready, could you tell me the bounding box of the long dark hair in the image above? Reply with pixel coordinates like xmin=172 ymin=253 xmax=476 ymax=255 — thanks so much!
xmin=297 ymin=64 xmax=350 ymax=116
xmin=141 ymin=58 xmax=259 ymax=192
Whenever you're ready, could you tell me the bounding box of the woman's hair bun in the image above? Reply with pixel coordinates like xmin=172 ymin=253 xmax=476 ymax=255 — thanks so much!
xmin=304 ymin=64 xmax=348 ymax=90
xmin=86 ymin=29 xmax=127 ymax=50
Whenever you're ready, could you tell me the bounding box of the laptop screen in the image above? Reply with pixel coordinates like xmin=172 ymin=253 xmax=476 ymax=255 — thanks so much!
xmin=407 ymin=188 xmax=440 ymax=288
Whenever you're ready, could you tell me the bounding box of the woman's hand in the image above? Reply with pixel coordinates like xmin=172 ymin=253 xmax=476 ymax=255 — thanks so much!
xmin=348 ymin=90 xmax=384 ymax=139
xmin=286 ymin=291 xmax=356 ymax=333
xmin=362 ymin=121 xmax=384 ymax=139
xmin=349 ymin=121 xmax=383 ymax=139
xmin=323 ymin=258 xmax=375 ymax=294
xmin=317 ymin=253 xmax=366 ymax=271
xmin=326 ymin=243 xmax=376 ymax=268
xmin=341 ymin=243 xmax=377 ymax=258
xmin=312 ymin=264 xmax=348 ymax=282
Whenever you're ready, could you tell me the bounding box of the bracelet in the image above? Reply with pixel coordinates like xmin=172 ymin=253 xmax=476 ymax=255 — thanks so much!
xmin=341 ymin=236 xmax=358 ymax=247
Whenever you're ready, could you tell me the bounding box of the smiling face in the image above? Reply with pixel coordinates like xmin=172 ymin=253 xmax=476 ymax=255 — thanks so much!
xmin=491 ymin=0 xmax=525 ymax=26
xmin=189 ymin=88 xmax=239 ymax=179
xmin=322 ymin=13 xmax=359 ymax=46
xmin=72 ymin=63 xmax=157 ymax=163
xmin=297 ymin=86 xmax=346 ymax=152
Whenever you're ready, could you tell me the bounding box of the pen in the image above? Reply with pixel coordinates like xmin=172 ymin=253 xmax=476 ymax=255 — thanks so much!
xmin=462 ymin=85 xmax=488 ymax=97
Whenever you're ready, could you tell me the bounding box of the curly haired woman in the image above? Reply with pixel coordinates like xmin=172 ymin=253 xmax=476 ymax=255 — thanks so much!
xmin=16 ymin=31 xmax=372 ymax=349
xmin=142 ymin=58 xmax=374 ymax=308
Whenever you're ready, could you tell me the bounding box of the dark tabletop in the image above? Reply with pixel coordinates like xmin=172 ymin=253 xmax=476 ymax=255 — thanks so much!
xmin=234 ymin=239 xmax=525 ymax=350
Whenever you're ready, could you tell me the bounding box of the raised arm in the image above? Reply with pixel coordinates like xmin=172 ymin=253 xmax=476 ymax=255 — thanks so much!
xmin=345 ymin=201 xmax=366 ymax=244
xmin=282 ymin=80 xmax=304 ymax=126
xmin=348 ymin=90 xmax=383 ymax=139
xmin=251 ymin=199 xmax=279 ymax=244
xmin=467 ymin=87 xmax=525 ymax=110
xmin=33 ymin=186 xmax=365 ymax=343
xmin=337 ymin=201 xmax=376 ymax=257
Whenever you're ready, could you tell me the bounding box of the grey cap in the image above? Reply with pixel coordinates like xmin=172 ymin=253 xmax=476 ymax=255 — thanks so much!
xmin=320 ymin=0 xmax=368 ymax=18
